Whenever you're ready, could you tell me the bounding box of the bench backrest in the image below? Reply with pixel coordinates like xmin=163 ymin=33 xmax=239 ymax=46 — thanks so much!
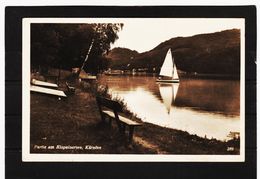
xmin=96 ymin=96 xmax=123 ymax=112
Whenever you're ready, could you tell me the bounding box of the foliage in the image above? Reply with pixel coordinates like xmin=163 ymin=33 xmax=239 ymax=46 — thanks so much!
xmin=31 ymin=23 xmax=123 ymax=74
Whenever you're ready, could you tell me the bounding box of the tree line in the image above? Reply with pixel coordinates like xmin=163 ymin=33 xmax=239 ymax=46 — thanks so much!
xmin=31 ymin=23 xmax=123 ymax=74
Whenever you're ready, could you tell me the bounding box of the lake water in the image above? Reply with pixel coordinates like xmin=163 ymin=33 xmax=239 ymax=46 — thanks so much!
xmin=98 ymin=75 xmax=240 ymax=141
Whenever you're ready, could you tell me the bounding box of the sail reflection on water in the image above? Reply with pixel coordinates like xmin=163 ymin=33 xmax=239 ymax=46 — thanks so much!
xmin=158 ymin=83 xmax=179 ymax=113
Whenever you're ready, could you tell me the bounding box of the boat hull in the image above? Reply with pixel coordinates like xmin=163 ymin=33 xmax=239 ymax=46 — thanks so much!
xmin=31 ymin=79 xmax=58 ymax=89
xmin=81 ymin=76 xmax=97 ymax=80
xmin=30 ymin=85 xmax=67 ymax=97
xmin=156 ymin=79 xmax=179 ymax=83
xmin=104 ymin=73 xmax=123 ymax=76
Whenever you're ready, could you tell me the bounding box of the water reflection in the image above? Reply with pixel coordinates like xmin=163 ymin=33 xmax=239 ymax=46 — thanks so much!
xmin=175 ymin=79 xmax=240 ymax=116
xmin=98 ymin=75 xmax=240 ymax=140
xmin=158 ymin=83 xmax=179 ymax=113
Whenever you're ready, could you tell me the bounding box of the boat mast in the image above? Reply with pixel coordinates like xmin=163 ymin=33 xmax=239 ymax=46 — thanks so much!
xmin=171 ymin=49 xmax=174 ymax=80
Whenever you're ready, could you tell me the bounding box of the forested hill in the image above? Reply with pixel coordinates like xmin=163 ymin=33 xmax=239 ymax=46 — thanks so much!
xmin=106 ymin=29 xmax=240 ymax=75
xmin=106 ymin=47 xmax=139 ymax=66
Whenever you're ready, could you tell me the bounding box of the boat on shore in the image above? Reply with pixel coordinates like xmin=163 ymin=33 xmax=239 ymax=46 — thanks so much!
xmin=104 ymin=69 xmax=124 ymax=76
xmin=31 ymin=79 xmax=58 ymax=89
xmin=79 ymin=70 xmax=97 ymax=80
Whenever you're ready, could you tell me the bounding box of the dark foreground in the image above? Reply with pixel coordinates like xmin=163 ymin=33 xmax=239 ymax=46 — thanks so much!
xmin=30 ymin=80 xmax=239 ymax=154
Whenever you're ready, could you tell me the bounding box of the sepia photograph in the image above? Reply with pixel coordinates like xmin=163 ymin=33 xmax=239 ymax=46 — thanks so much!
xmin=22 ymin=18 xmax=245 ymax=162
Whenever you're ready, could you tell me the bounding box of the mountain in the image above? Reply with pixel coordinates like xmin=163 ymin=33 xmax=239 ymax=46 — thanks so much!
xmin=106 ymin=29 xmax=240 ymax=76
xmin=106 ymin=47 xmax=139 ymax=68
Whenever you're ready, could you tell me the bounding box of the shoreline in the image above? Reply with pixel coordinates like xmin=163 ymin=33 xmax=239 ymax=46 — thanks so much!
xmin=30 ymin=76 xmax=240 ymax=155
xmin=100 ymin=71 xmax=240 ymax=80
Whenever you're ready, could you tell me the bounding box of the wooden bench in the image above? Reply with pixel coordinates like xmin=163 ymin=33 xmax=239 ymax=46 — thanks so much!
xmin=96 ymin=96 xmax=142 ymax=143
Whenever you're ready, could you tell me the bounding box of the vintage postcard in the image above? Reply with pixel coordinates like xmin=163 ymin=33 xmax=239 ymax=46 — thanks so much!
xmin=22 ymin=17 xmax=245 ymax=162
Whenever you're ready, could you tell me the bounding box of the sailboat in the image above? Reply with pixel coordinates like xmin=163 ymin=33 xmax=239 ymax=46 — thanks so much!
xmin=159 ymin=83 xmax=179 ymax=113
xmin=156 ymin=48 xmax=179 ymax=83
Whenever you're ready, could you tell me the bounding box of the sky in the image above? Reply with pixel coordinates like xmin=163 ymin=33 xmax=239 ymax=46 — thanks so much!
xmin=110 ymin=18 xmax=244 ymax=53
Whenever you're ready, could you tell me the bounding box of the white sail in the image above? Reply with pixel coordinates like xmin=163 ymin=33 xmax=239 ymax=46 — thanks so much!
xmin=172 ymin=57 xmax=179 ymax=80
xmin=159 ymin=49 xmax=173 ymax=78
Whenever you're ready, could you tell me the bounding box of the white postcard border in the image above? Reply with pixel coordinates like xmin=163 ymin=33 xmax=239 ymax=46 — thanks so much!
xmin=22 ymin=18 xmax=245 ymax=162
